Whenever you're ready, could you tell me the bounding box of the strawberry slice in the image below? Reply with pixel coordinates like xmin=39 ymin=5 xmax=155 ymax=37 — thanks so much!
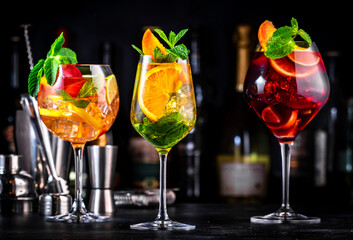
xmin=53 ymin=65 xmax=87 ymax=98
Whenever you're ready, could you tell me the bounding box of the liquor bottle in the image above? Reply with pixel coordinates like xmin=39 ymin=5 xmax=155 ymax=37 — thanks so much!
xmin=326 ymin=51 xmax=352 ymax=204
xmin=217 ymin=24 xmax=270 ymax=203
xmin=171 ymin=29 xmax=204 ymax=201
xmin=1 ymin=36 xmax=21 ymax=154
xmin=128 ymin=136 xmax=160 ymax=189
xmin=311 ymin=51 xmax=348 ymax=204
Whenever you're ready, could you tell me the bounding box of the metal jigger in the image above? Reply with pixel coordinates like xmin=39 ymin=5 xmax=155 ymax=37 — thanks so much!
xmin=87 ymin=145 xmax=118 ymax=216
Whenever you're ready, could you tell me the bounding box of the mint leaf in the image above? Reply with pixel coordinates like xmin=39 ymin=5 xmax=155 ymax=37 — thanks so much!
xmin=135 ymin=112 xmax=190 ymax=149
xmin=174 ymin=29 xmax=188 ymax=45
xmin=56 ymin=90 xmax=90 ymax=109
xmin=58 ymin=48 xmax=78 ymax=64
xmin=153 ymin=47 xmax=179 ymax=63
xmin=298 ymin=29 xmax=312 ymax=46
xmin=78 ymin=78 xmax=98 ymax=98
xmin=73 ymin=99 xmax=90 ymax=108
xmin=28 ymin=59 xmax=44 ymax=97
xmin=291 ymin=17 xmax=298 ymax=31
xmin=167 ymin=44 xmax=190 ymax=60
xmin=168 ymin=31 xmax=176 ymax=46
xmin=44 ymin=57 xmax=59 ymax=86
xmin=265 ymin=36 xmax=295 ymax=59
xmin=132 ymin=44 xmax=144 ymax=55
xmin=47 ymin=33 xmax=64 ymax=57
xmin=267 ymin=26 xmax=295 ymax=47
xmin=154 ymin=29 xmax=171 ymax=47
xmin=56 ymin=89 xmax=74 ymax=101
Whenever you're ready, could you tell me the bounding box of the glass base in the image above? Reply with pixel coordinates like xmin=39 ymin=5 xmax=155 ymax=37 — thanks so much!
xmin=251 ymin=210 xmax=320 ymax=224
xmin=47 ymin=211 xmax=111 ymax=223
xmin=130 ymin=220 xmax=195 ymax=230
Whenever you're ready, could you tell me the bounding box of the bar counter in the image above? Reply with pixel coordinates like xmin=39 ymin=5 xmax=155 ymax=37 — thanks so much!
xmin=1 ymin=203 xmax=353 ymax=239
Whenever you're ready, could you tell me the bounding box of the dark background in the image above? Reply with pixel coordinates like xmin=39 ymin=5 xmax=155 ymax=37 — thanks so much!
xmin=1 ymin=1 xmax=351 ymax=204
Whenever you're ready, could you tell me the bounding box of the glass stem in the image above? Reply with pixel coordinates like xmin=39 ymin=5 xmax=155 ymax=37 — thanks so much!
xmin=280 ymin=142 xmax=293 ymax=213
xmin=71 ymin=143 xmax=87 ymax=215
xmin=155 ymin=152 xmax=170 ymax=222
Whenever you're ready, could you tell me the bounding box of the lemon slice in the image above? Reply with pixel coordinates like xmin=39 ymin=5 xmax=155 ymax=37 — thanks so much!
xmin=105 ymin=74 xmax=118 ymax=105
xmin=39 ymin=108 xmax=67 ymax=117
xmin=68 ymin=104 xmax=103 ymax=130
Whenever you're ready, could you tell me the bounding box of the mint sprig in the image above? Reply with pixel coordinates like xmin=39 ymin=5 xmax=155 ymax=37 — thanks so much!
xmin=131 ymin=28 xmax=190 ymax=63
xmin=134 ymin=112 xmax=190 ymax=149
xmin=265 ymin=18 xmax=312 ymax=59
xmin=154 ymin=28 xmax=190 ymax=61
xmin=28 ymin=33 xmax=78 ymax=97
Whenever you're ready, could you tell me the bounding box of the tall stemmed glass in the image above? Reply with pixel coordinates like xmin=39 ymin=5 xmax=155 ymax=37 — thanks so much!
xmin=37 ymin=64 xmax=119 ymax=223
xmin=243 ymin=42 xmax=329 ymax=223
xmin=130 ymin=55 xmax=197 ymax=230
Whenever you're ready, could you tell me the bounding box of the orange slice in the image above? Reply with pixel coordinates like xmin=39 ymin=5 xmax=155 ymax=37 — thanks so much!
xmin=270 ymin=56 xmax=318 ymax=78
xmin=262 ymin=106 xmax=281 ymax=124
xmin=142 ymin=29 xmax=168 ymax=61
xmin=262 ymin=106 xmax=298 ymax=130
xmin=287 ymin=51 xmax=320 ymax=67
xmin=138 ymin=65 xmax=186 ymax=122
xmin=258 ymin=20 xmax=276 ymax=51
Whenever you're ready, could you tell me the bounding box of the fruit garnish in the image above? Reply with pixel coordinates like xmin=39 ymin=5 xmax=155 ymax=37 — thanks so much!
xmin=51 ymin=65 xmax=85 ymax=97
xmin=55 ymin=72 xmax=105 ymax=109
xmin=68 ymin=104 xmax=103 ymax=130
xmin=28 ymin=33 xmax=78 ymax=97
xmin=142 ymin=29 xmax=168 ymax=59
xmin=132 ymin=28 xmax=190 ymax=63
xmin=262 ymin=106 xmax=298 ymax=129
xmin=287 ymin=51 xmax=320 ymax=66
xmin=40 ymin=104 xmax=103 ymax=131
xmin=258 ymin=20 xmax=276 ymax=51
xmin=138 ymin=65 xmax=186 ymax=122
xmin=105 ymin=74 xmax=118 ymax=104
xmin=262 ymin=105 xmax=281 ymax=123
xmin=270 ymin=56 xmax=318 ymax=78
xmin=260 ymin=18 xmax=312 ymax=59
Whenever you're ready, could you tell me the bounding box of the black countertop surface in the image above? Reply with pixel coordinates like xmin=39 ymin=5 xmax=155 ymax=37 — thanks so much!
xmin=1 ymin=203 xmax=353 ymax=239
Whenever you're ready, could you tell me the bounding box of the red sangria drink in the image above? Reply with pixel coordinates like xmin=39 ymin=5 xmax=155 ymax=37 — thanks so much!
xmin=244 ymin=18 xmax=329 ymax=224
xmin=244 ymin=46 xmax=329 ymax=143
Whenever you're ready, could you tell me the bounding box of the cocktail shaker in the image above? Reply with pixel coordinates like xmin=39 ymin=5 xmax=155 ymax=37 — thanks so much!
xmin=15 ymin=109 xmax=47 ymax=193
xmin=87 ymin=145 xmax=118 ymax=216
xmin=0 ymin=154 xmax=38 ymax=214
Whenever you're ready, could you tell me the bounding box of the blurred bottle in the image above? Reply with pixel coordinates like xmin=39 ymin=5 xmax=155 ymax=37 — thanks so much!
xmin=172 ymin=29 xmax=204 ymax=201
xmin=343 ymin=98 xmax=353 ymax=204
xmin=216 ymin=24 xmax=270 ymax=203
xmin=1 ymin=36 xmax=21 ymax=154
xmin=128 ymin=136 xmax=160 ymax=189
xmin=309 ymin=51 xmax=351 ymax=204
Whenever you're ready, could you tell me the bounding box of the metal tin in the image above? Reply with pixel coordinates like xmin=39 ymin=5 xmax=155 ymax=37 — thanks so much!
xmin=0 ymin=154 xmax=38 ymax=214
xmin=39 ymin=193 xmax=72 ymax=216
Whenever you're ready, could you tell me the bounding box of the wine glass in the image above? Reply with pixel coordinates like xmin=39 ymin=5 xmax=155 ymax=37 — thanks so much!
xmin=243 ymin=42 xmax=329 ymax=223
xmin=37 ymin=64 xmax=119 ymax=223
xmin=130 ymin=55 xmax=197 ymax=230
